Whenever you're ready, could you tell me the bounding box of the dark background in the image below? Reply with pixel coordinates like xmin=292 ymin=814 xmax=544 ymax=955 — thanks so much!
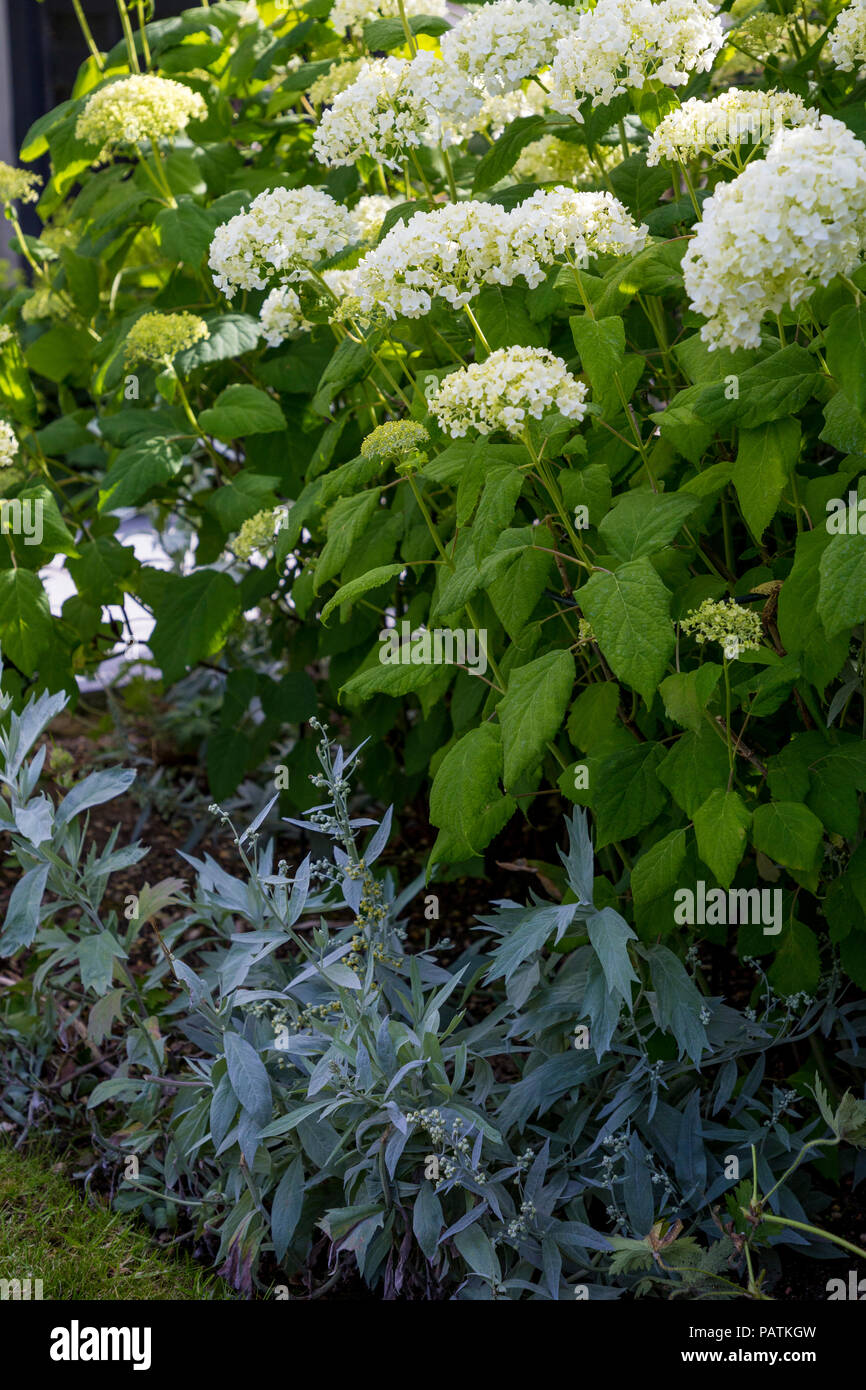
xmin=3 ymin=0 xmax=190 ymax=236
xmin=6 ymin=0 xmax=192 ymax=145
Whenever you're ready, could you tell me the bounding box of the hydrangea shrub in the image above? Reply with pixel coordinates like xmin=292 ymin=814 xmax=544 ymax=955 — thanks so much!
xmin=1 ymin=0 xmax=866 ymax=1011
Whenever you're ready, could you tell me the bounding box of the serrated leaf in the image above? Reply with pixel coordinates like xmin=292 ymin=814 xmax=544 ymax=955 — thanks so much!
xmin=315 ymin=490 xmax=382 ymax=591
xmin=199 ymin=385 xmax=286 ymax=441
xmin=598 ymin=491 xmax=698 ymax=563
xmin=693 ymin=789 xmax=751 ymax=889
xmin=429 ymin=723 xmax=515 ymax=860
xmin=659 ymin=665 xmax=722 ymax=733
xmin=498 ymin=649 xmax=575 ymax=789
xmin=149 ymin=570 xmax=240 ymax=685
xmin=733 ymin=419 xmax=800 ymax=540
xmin=579 ymin=558 xmax=674 ymax=706
xmin=825 ymin=303 xmax=866 ymax=414
xmin=751 ymin=800 xmax=823 ymax=872
xmin=320 ymin=563 xmax=403 ymax=623
xmin=631 ymin=828 xmax=687 ymax=914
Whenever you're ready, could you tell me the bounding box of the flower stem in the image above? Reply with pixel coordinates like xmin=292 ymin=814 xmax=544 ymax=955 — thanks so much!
xmin=676 ymin=158 xmax=701 ymax=219
xmin=723 ymin=656 xmax=735 ymax=781
xmin=759 ymin=1213 xmax=866 ymax=1262
xmin=463 ymin=302 xmax=491 ymax=355
xmin=395 ymin=0 xmax=418 ymax=53
xmin=116 ymin=0 xmax=141 ymax=72
xmin=72 ymin=0 xmax=105 ymax=69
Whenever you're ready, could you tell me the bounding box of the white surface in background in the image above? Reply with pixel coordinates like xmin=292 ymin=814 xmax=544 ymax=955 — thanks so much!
xmin=40 ymin=513 xmax=189 ymax=693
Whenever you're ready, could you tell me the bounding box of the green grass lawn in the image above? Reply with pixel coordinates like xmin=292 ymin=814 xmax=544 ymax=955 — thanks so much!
xmin=0 ymin=1142 xmax=233 ymax=1300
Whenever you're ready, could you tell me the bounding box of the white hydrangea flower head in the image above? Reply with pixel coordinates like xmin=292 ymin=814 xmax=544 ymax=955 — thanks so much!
xmin=683 ymin=115 xmax=866 ymax=350
xmin=440 ymin=0 xmax=581 ymax=94
xmin=550 ymin=0 xmax=725 ymax=119
xmin=647 ymin=88 xmax=819 ymax=165
xmin=354 ymin=200 xmax=525 ymax=318
xmin=510 ymin=187 xmax=649 ymax=271
xmin=75 ymin=75 xmax=207 ymax=159
xmin=354 ymin=190 xmax=646 ymax=319
xmin=312 ymin=53 xmax=482 ymax=170
xmin=351 ymin=193 xmax=401 ymax=241
xmin=513 ymin=134 xmax=604 ymax=185
xmin=330 ymin=0 xmax=448 ymax=35
xmin=829 ymin=0 xmax=866 ymax=75
xmin=0 ymin=418 xmax=18 ymax=469
xmin=208 ymin=186 xmax=357 ymax=297
xmin=428 ymin=346 xmax=588 ymax=437
xmin=260 ymin=286 xmax=307 ymax=346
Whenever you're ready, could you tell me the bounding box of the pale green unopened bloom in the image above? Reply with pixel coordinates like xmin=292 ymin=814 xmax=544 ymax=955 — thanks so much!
xmin=680 ymin=598 xmax=762 ymax=656
xmin=0 ymin=419 xmax=19 ymax=469
xmin=0 ymin=161 xmax=41 ymax=207
xmin=309 ymin=58 xmax=365 ymax=106
xmin=361 ymin=419 xmax=429 ymax=462
xmin=233 ymin=508 xmax=286 ymax=560
xmin=76 ymin=76 xmax=207 ymax=160
xmin=124 ymin=311 xmax=210 ymax=367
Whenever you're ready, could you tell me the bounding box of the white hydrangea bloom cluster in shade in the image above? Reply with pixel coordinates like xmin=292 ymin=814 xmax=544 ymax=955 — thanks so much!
xmin=428 ymin=346 xmax=588 ymax=437
xmin=260 ymin=287 xmax=305 ymax=346
xmin=550 ymin=0 xmax=724 ymax=118
xmin=647 ymin=89 xmax=819 ymax=165
xmin=467 ymin=81 xmax=550 ymax=138
xmin=440 ymin=0 xmax=580 ymax=94
xmin=513 ymin=135 xmax=603 ymax=185
xmin=330 ymin=0 xmax=447 ymax=35
xmin=351 ymin=194 xmax=401 ymax=241
xmin=0 ymin=419 xmax=18 ymax=468
xmin=208 ymin=186 xmax=357 ymax=297
xmin=354 ymin=190 xmax=646 ymax=318
xmin=75 ymin=76 xmax=207 ymax=159
xmin=312 ymin=53 xmax=481 ymax=170
xmin=260 ymin=268 xmax=360 ymax=346
xmin=683 ymin=115 xmax=866 ymax=350
xmin=829 ymin=0 xmax=866 ymax=76
xmin=511 ymin=187 xmax=649 ymax=269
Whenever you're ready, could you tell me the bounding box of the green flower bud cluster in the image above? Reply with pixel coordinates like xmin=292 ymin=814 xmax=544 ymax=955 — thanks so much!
xmin=0 ymin=161 xmax=41 ymax=207
xmin=124 ymin=311 xmax=210 ymax=367
xmin=361 ymin=419 xmax=429 ymax=464
xmin=679 ymin=597 xmax=763 ymax=655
